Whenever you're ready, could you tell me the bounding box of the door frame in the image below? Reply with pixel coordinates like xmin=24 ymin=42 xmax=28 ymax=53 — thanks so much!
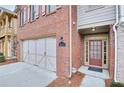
xmin=84 ymin=34 xmax=108 ymax=69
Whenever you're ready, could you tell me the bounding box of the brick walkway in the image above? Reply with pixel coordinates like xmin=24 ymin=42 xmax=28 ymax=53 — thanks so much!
xmin=47 ymin=72 xmax=85 ymax=87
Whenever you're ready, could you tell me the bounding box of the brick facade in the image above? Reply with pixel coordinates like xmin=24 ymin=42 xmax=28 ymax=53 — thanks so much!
xmin=17 ymin=5 xmax=116 ymax=80
xmin=17 ymin=5 xmax=72 ymax=78
xmin=108 ymin=25 xmax=115 ymax=79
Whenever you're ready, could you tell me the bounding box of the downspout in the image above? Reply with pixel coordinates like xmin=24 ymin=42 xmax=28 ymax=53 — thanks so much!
xmin=69 ymin=5 xmax=72 ymax=78
xmin=113 ymin=5 xmax=119 ymax=82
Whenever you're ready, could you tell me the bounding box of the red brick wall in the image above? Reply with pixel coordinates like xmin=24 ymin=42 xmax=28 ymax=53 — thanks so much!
xmin=72 ymin=6 xmax=83 ymax=69
xmin=108 ymin=25 xmax=115 ymax=79
xmin=17 ymin=5 xmax=72 ymax=78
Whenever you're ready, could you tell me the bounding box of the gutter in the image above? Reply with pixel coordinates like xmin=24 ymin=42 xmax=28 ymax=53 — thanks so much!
xmin=113 ymin=5 xmax=119 ymax=82
xmin=69 ymin=5 xmax=72 ymax=78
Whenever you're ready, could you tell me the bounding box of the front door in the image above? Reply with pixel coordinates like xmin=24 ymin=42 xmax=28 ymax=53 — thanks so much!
xmin=89 ymin=40 xmax=102 ymax=66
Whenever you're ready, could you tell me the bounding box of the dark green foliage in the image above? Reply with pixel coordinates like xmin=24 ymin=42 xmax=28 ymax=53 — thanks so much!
xmin=0 ymin=53 xmax=5 ymax=63
xmin=110 ymin=81 xmax=124 ymax=87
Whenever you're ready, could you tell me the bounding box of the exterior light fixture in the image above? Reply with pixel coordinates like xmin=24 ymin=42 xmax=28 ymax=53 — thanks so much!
xmin=92 ymin=27 xmax=95 ymax=31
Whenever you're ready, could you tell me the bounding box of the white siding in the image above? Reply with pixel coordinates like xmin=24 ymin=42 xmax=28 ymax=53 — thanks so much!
xmin=78 ymin=5 xmax=116 ymax=29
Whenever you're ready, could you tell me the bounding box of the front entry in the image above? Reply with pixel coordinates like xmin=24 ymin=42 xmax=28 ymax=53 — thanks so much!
xmin=84 ymin=34 xmax=108 ymax=69
xmin=89 ymin=40 xmax=102 ymax=66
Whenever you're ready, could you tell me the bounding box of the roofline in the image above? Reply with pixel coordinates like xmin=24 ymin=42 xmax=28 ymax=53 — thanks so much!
xmin=0 ymin=7 xmax=17 ymax=16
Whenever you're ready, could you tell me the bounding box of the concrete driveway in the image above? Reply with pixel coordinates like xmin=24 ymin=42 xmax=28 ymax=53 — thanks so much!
xmin=0 ymin=62 xmax=56 ymax=87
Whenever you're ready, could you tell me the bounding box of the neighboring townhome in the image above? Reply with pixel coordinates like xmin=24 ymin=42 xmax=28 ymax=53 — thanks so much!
xmin=0 ymin=7 xmax=17 ymax=60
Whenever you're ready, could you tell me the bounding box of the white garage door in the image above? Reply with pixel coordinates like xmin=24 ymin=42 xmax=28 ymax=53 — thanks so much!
xmin=22 ymin=37 xmax=56 ymax=72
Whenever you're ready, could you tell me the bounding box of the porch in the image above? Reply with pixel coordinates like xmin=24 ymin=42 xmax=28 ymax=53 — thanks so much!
xmin=77 ymin=25 xmax=115 ymax=80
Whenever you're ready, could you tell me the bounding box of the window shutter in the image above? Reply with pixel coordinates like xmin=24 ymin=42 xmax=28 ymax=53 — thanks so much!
xmin=41 ymin=5 xmax=46 ymax=15
xmin=35 ymin=5 xmax=39 ymax=18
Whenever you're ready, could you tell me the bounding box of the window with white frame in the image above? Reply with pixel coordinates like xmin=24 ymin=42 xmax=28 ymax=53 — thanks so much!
xmin=24 ymin=7 xmax=27 ymax=24
xmin=31 ymin=5 xmax=39 ymax=21
xmin=35 ymin=5 xmax=39 ymax=18
xmin=27 ymin=5 xmax=30 ymax=22
xmin=41 ymin=5 xmax=46 ymax=15
xmin=20 ymin=10 xmax=24 ymax=26
xmin=47 ymin=5 xmax=56 ymax=13
xmin=31 ymin=5 xmax=35 ymax=21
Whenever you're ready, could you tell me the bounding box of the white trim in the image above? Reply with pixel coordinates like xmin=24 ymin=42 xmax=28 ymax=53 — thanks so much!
xmin=113 ymin=5 xmax=119 ymax=82
xmin=78 ymin=20 xmax=115 ymax=29
xmin=69 ymin=5 xmax=72 ymax=78
xmin=84 ymin=34 xmax=108 ymax=69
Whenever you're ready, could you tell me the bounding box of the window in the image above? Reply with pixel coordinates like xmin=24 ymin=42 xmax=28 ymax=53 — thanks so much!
xmin=35 ymin=5 xmax=39 ymax=18
xmin=41 ymin=5 xmax=46 ymax=15
xmin=27 ymin=5 xmax=30 ymax=22
xmin=31 ymin=5 xmax=39 ymax=21
xmin=24 ymin=7 xmax=27 ymax=24
xmin=9 ymin=17 xmax=13 ymax=28
xmin=85 ymin=41 xmax=89 ymax=62
xmin=31 ymin=5 xmax=35 ymax=21
xmin=47 ymin=5 xmax=56 ymax=13
xmin=103 ymin=40 xmax=107 ymax=64
xmin=20 ymin=10 xmax=24 ymax=26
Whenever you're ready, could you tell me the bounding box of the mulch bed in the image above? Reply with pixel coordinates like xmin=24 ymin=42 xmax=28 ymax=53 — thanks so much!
xmin=47 ymin=72 xmax=85 ymax=87
xmin=105 ymin=79 xmax=113 ymax=87
xmin=0 ymin=60 xmax=17 ymax=66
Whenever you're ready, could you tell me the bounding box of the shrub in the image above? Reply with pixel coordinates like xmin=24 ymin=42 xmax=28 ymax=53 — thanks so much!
xmin=0 ymin=53 xmax=5 ymax=63
xmin=110 ymin=81 xmax=124 ymax=87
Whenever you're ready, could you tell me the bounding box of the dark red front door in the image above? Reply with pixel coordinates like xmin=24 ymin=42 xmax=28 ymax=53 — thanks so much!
xmin=89 ymin=40 xmax=102 ymax=66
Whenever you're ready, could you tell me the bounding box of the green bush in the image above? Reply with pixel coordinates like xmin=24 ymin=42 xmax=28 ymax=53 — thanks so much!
xmin=110 ymin=81 xmax=124 ymax=87
xmin=0 ymin=53 xmax=4 ymax=63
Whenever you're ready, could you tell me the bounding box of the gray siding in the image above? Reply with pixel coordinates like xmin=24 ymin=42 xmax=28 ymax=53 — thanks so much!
xmin=78 ymin=5 xmax=116 ymax=29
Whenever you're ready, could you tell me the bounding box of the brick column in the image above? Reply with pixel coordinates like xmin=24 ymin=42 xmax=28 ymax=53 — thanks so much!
xmin=109 ymin=25 xmax=115 ymax=79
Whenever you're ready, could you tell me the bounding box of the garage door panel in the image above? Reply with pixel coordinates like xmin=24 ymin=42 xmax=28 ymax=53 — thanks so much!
xmin=46 ymin=38 xmax=56 ymax=57
xmin=46 ymin=57 xmax=56 ymax=72
xmin=23 ymin=41 xmax=29 ymax=62
xmin=28 ymin=55 xmax=36 ymax=65
xmin=46 ymin=37 xmax=56 ymax=71
xmin=28 ymin=40 xmax=36 ymax=65
xmin=22 ymin=37 xmax=56 ymax=72
xmin=23 ymin=41 xmax=28 ymax=53
xmin=37 ymin=56 xmax=46 ymax=68
xmin=36 ymin=39 xmax=45 ymax=65
xmin=23 ymin=53 xmax=29 ymax=63
xmin=28 ymin=40 xmax=36 ymax=54
xmin=36 ymin=39 xmax=45 ymax=55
